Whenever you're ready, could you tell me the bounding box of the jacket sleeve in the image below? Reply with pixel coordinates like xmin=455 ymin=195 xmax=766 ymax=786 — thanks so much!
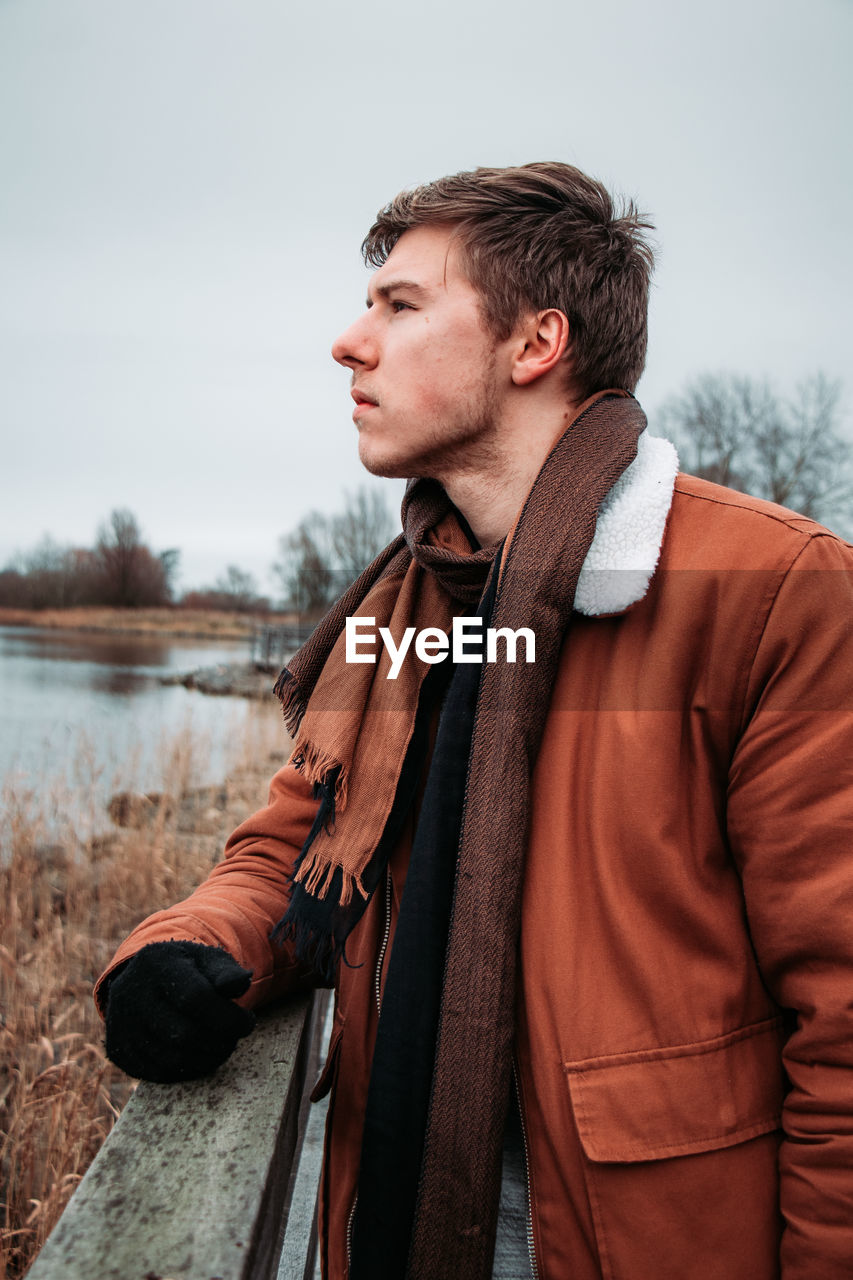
xmin=726 ymin=530 xmax=853 ymax=1276
xmin=94 ymin=759 xmax=320 ymax=1015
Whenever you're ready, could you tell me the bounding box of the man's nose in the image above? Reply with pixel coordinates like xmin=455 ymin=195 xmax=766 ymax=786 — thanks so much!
xmin=331 ymin=313 xmax=375 ymax=369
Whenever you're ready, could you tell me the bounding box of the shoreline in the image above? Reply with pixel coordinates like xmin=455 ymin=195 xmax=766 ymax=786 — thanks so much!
xmin=0 ymin=605 xmax=298 ymax=642
xmin=161 ymin=660 xmax=289 ymax=700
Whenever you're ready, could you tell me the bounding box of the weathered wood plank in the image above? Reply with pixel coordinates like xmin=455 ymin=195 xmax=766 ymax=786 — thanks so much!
xmin=28 ymin=993 xmax=318 ymax=1280
xmin=276 ymin=998 xmax=333 ymax=1280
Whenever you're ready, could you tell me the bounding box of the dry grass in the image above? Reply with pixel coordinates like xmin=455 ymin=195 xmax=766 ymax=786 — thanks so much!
xmin=0 ymin=708 xmax=290 ymax=1277
xmin=0 ymin=607 xmax=298 ymax=640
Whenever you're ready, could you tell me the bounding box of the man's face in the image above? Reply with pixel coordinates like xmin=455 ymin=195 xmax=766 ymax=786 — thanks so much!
xmin=331 ymin=224 xmax=510 ymax=480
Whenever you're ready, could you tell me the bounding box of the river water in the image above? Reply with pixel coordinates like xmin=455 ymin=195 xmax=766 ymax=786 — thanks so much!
xmin=0 ymin=626 xmax=286 ymax=835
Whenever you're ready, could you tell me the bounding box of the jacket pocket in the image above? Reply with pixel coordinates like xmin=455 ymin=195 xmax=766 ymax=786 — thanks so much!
xmin=310 ymin=1013 xmax=346 ymax=1103
xmin=564 ymin=1016 xmax=786 ymax=1163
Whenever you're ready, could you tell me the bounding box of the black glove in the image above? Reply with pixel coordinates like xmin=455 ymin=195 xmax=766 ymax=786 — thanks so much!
xmin=104 ymin=940 xmax=256 ymax=1082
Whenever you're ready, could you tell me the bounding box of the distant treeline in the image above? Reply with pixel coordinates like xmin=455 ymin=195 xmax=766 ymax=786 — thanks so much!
xmin=0 ymin=509 xmax=268 ymax=614
xmin=0 ymin=510 xmax=179 ymax=610
xmin=0 ymin=490 xmax=394 ymax=615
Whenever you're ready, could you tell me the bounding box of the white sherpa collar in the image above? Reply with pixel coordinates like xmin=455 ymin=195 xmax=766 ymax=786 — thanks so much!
xmin=574 ymin=432 xmax=679 ymax=617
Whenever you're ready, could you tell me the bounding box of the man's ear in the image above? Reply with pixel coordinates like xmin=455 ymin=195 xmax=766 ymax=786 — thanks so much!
xmin=510 ymin=309 xmax=570 ymax=386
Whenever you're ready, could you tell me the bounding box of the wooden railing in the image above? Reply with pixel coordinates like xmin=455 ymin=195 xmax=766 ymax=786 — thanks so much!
xmin=249 ymin=625 xmax=314 ymax=672
xmin=27 ymin=991 xmax=331 ymax=1280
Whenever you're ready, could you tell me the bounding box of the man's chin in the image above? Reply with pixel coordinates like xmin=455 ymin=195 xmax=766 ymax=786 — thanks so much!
xmin=357 ymin=443 xmax=412 ymax=481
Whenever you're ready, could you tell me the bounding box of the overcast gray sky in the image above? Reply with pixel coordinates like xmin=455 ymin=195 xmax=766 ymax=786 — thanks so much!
xmin=1 ymin=0 xmax=851 ymax=595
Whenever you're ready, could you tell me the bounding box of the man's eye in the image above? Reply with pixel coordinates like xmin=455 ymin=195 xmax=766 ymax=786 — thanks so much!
xmin=391 ymin=300 xmax=412 ymax=312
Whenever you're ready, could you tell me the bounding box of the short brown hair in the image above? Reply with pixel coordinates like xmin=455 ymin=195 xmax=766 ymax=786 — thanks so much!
xmin=362 ymin=162 xmax=655 ymax=396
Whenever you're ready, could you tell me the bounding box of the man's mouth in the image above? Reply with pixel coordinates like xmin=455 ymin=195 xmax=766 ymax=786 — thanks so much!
xmin=351 ymin=389 xmax=378 ymax=407
xmin=351 ymin=389 xmax=378 ymax=420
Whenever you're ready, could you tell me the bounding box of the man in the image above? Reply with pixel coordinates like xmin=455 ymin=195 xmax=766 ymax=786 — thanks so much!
xmin=98 ymin=163 xmax=853 ymax=1279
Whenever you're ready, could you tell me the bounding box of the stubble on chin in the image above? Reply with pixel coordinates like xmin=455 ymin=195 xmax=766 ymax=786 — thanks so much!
xmin=357 ymin=420 xmax=500 ymax=484
xmin=356 ymin=366 xmax=500 ymax=484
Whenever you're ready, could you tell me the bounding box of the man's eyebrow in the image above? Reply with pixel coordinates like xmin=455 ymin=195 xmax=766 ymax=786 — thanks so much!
xmin=366 ymin=279 xmax=430 ymax=306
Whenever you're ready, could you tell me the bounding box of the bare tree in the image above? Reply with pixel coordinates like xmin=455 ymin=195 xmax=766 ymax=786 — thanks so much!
xmin=331 ymin=489 xmax=396 ymax=577
xmin=273 ymin=512 xmax=337 ymax=613
xmin=752 ymin=374 xmax=847 ymax=514
xmin=658 ymin=372 xmax=851 ymax=524
xmin=273 ymin=487 xmax=396 ymax=612
xmin=215 ymin=565 xmax=260 ymax=611
xmin=95 ymin=509 xmax=171 ymax=607
xmin=3 ymin=537 xmax=70 ymax=608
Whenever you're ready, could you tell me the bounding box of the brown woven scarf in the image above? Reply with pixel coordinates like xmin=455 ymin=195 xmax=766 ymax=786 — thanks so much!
xmin=276 ymin=390 xmax=646 ymax=1276
xmin=275 ymin=485 xmax=494 ymax=909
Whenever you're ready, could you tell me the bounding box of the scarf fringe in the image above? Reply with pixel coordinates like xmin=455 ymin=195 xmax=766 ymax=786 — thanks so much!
xmin=270 ymin=911 xmax=342 ymax=986
xmin=274 ymin=668 xmax=307 ymax=737
xmin=290 ymin=740 xmax=350 ymax=814
xmin=293 ymin=845 xmax=368 ymax=905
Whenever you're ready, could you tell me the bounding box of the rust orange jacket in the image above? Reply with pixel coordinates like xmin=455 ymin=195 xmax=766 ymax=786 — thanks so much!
xmin=97 ymin=436 xmax=853 ymax=1279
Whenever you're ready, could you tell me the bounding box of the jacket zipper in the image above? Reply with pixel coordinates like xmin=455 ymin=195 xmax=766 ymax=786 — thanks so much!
xmin=346 ymin=1193 xmax=358 ymax=1275
xmin=374 ymin=866 xmax=393 ymax=1014
xmin=346 ymin=873 xmax=392 ymax=1276
xmin=347 ymin=872 xmax=392 ymax=1275
xmin=513 ymin=1059 xmax=541 ymax=1280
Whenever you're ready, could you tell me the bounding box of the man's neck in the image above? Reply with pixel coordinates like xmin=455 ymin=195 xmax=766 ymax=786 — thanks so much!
xmin=440 ymin=396 xmax=591 ymax=547
xmin=442 ymin=461 xmax=543 ymax=549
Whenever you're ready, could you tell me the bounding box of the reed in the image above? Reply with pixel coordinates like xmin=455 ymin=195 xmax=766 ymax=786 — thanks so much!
xmin=0 ymin=706 xmax=290 ymax=1277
